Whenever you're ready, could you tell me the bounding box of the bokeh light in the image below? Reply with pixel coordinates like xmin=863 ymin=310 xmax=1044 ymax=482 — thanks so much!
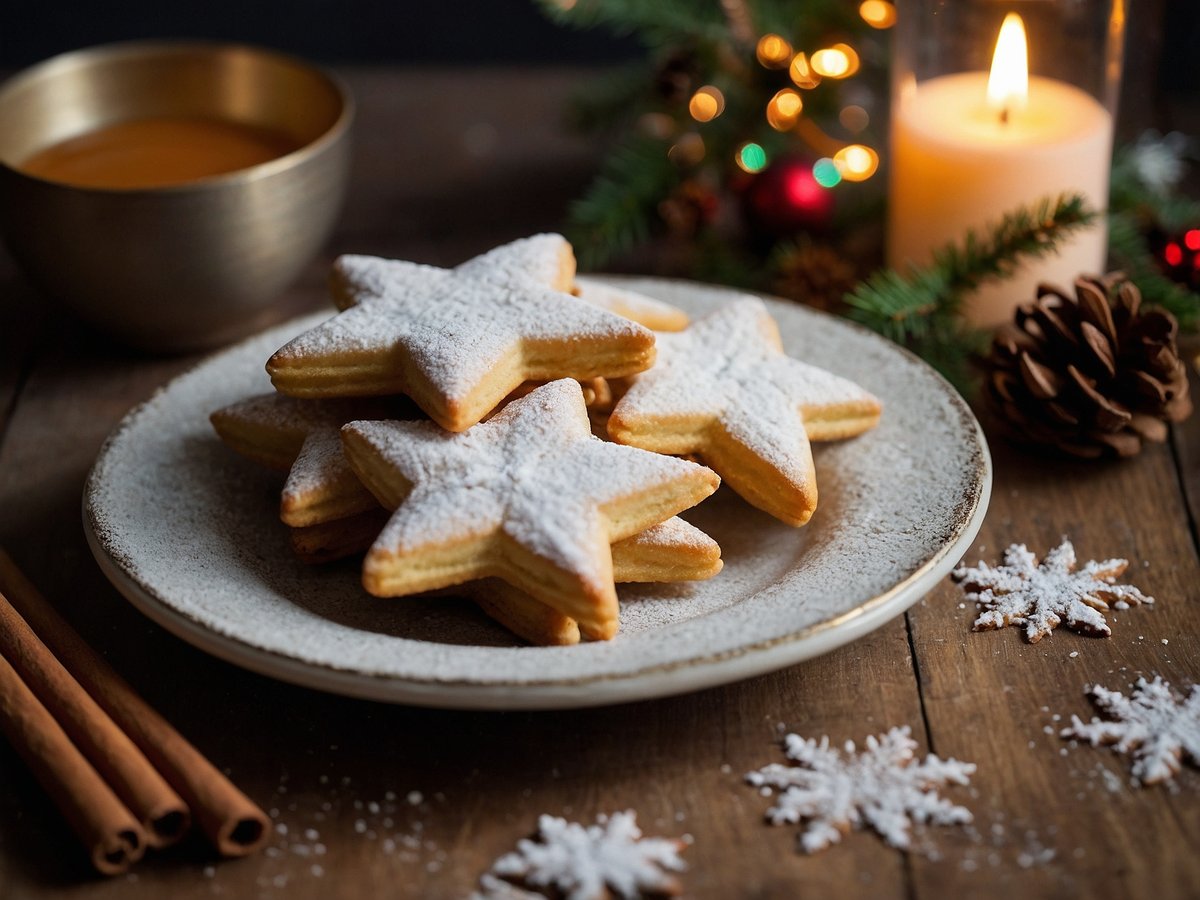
xmin=756 ymin=34 xmax=793 ymax=68
xmin=736 ymin=142 xmax=768 ymax=173
xmin=834 ymin=144 xmax=879 ymax=181
xmin=789 ymin=53 xmax=821 ymax=89
xmin=859 ymin=0 xmax=897 ymax=29
xmin=812 ymin=158 xmax=842 ymax=188
xmin=637 ymin=112 xmax=675 ymax=140
xmin=811 ymin=44 xmax=860 ymax=78
xmin=1185 ymin=229 xmax=1200 ymax=251
xmin=688 ymin=86 xmax=726 ymax=123
xmin=839 ymin=105 xmax=870 ymax=133
xmin=668 ymin=133 xmax=706 ymax=166
xmin=766 ymin=89 xmax=804 ymax=131
xmin=784 ymin=163 xmax=827 ymax=209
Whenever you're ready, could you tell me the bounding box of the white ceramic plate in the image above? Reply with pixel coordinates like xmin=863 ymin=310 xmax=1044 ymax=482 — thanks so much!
xmin=84 ymin=278 xmax=991 ymax=710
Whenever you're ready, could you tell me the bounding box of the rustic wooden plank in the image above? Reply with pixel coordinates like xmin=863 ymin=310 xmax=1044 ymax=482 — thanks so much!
xmin=907 ymin=431 xmax=1200 ymax=899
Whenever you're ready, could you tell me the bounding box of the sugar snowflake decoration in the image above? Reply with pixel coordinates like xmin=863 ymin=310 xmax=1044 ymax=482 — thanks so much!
xmin=952 ymin=540 xmax=1152 ymax=643
xmin=745 ymin=726 xmax=975 ymax=853
xmin=1061 ymin=676 xmax=1200 ymax=785
xmin=477 ymin=811 xmax=688 ymax=899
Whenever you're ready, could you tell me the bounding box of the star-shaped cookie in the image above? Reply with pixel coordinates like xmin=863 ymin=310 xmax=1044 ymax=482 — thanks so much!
xmin=340 ymin=379 xmax=720 ymax=640
xmin=458 ymin=516 xmax=723 ymax=646
xmin=268 ymin=237 xmax=656 ymax=432
xmin=210 ymin=393 xmax=412 ymax=527
xmin=212 ymin=383 xmax=603 ymax=530
xmin=607 ymin=297 xmax=881 ymax=526
xmin=330 ymin=233 xmax=688 ymax=332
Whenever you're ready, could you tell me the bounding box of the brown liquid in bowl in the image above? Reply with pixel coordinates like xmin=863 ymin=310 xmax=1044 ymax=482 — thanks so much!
xmin=19 ymin=116 xmax=300 ymax=189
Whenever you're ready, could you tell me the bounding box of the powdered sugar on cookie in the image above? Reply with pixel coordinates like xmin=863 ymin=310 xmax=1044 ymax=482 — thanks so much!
xmin=267 ymin=238 xmax=656 ymax=432
xmin=342 ymin=379 xmax=719 ymax=638
xmin=608 ymin=297 xmax=880 ymax=525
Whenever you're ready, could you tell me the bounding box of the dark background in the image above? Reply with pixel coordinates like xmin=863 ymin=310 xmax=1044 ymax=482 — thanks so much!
xmin=0 ymin=1 xmax=1196 ymax=135
xmin=0 ymin=1 xmax=640 ymax=68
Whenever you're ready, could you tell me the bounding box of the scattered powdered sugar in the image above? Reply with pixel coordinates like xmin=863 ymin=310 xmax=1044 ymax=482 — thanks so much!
xmin=952 ymin=540 xmax=1153 ymax=643
xmin=243 ymin=773 xmax=438 ymax=893
xmin=344 ymin=379 xmax=714 ymax=588
xmin=1060 ymin=676 xmax=1200 ymax=785
xmin=745 ymin=725 xmax=975 ymax=852
xmin=476 ymin=811 xmax=689 ymax=899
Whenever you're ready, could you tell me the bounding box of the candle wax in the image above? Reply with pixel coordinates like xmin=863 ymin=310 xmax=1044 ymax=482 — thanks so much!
xmin=888 ymin=72 xmax=1113 ymax=329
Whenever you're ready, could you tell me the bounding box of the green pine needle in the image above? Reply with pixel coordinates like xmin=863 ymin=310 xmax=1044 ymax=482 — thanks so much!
xmin=566 ymin=136 xmax=680 ymax=269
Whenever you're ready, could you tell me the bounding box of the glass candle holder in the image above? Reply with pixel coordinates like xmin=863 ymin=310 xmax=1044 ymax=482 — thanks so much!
xmin=887 ymin=0 xmax=1125 ymax=329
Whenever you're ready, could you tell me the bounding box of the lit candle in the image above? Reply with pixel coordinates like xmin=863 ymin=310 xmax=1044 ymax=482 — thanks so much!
xmin=888 ymin=12 xmax=1113 ymax=329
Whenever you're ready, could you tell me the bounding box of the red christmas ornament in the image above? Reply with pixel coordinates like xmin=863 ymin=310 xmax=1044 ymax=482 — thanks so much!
xmin=741 ymin=156 xmax=836 ymax=237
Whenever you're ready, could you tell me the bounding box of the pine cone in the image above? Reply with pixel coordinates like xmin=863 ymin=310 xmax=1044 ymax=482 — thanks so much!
xmin=984 ymin=273 xmax=1193 ymax=458
xmin=772 ymin=241 xmax=859 ymax=313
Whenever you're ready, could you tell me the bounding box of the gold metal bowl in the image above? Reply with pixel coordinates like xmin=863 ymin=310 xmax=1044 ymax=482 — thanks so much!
xmin=0 ymin=42 xmax=353 ymax=351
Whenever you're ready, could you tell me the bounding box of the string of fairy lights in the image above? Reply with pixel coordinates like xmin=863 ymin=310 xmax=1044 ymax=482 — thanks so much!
xmin=676 ymin=0 xmax=895 ymax=189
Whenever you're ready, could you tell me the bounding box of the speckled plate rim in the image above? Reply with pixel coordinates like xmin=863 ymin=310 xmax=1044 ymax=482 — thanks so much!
xmin=83 ymin=278 xmax=992 ymax=710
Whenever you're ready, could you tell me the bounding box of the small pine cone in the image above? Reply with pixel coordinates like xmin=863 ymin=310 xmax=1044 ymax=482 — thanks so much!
xmin=772 ymin=242 xmax=859 ymax=313
xmin=984 ymin=273 xmax=1193 ymax=458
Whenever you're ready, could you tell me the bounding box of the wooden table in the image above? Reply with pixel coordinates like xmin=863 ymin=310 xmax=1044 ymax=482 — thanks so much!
xmin=1 ymin=68 xmax=1197 ymax=900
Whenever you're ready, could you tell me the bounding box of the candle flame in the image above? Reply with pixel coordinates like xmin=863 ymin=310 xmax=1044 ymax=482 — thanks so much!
xmin=987 ymin=13 xmax=1029 ymax=120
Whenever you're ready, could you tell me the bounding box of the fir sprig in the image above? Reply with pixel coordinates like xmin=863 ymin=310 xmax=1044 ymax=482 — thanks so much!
xmin=845 ymin=194 xmax=1097 ymax=390
xmin=566 ymin=136 xmax=681 ymax=268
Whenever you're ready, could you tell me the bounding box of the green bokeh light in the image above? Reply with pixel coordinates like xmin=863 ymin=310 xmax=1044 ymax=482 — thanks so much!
xmin=813 ymin=158 xmax=842 ymax=187
xmin=739 ymin=142 xmax=768 ymax=173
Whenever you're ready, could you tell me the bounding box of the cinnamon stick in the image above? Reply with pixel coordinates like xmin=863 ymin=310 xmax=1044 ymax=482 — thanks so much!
xmin=0 ymin=652 xmax=145 ymax=875
xmin=0 ymin=587 xmax=189 ymax=847
xmin=0 ymin=550 xmax=271 ymax=856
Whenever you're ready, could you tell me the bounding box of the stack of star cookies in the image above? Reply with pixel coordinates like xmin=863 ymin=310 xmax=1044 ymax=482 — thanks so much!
xmin=210 ymin=234 xmax=882 ymax=645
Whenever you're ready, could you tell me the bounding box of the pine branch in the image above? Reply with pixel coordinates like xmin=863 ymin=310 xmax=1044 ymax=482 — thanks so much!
xmin=845 ymin=194 xmax=1098 ymax=389
xmin=847 ymin=194 xmax=1094 ymax=332
xmin=566 ymin=137 xmax=680 ymax=269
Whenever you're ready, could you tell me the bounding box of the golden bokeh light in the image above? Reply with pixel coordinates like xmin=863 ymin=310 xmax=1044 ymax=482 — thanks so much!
xmin=811 ymin=44 xmax=860 ymax=78
xmin=788 ymin=53 xmax=821 ymax=89
xmin=766 ymin=89 xmax=804 ymax=131
xmin=688 ymin=86 xmax=726 ymax=123
xmin=756 ymin=33 xmax=793 ymax=68
xmin=859 ymin=0 xmax=896 ymax=29
xmin=834 ymin=143 xmax=879 ymax=181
